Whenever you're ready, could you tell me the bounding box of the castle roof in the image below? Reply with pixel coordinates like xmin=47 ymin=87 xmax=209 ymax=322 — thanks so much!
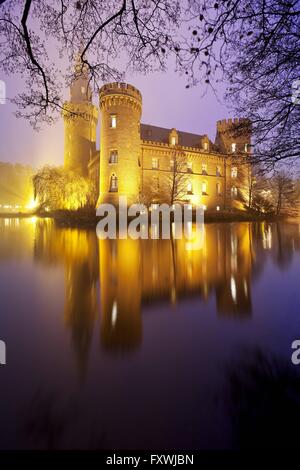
xmin=140 ymin=124 xmax=210 ymax=149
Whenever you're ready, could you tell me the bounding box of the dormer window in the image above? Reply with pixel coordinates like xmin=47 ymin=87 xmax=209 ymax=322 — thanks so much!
xmin=110 ymin=114 xmax=117 ymax=128
xmin=169 ymin=129 xmax=178 ymax=146
xmin=203 ymin=142 xmax=208 ymax=151
xmin=171 ymin=136 xmax=176 ymax=146
xmin=231 ymin=142 xmax=237 ymax=152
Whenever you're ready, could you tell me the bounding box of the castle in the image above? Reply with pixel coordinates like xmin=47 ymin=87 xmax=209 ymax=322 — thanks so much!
xmin=63 ymin=69 xmax=251 ymax=211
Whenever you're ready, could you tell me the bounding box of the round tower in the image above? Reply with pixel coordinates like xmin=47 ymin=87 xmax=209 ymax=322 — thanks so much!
xmin=98 ymin=82 xmax=142 ymax=206
xmin=63 ymin=65 xmax=98 ymax=177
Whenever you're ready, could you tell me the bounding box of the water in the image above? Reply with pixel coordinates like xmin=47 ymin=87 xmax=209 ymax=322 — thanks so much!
xmin=1 ymin=217 xmax=300 ymax=450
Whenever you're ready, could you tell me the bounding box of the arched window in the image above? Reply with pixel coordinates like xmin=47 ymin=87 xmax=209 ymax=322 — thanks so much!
xmin=216 ymin=182 xmax=222 ymax=195
xmin=110 ymin=174 xmax=118 ymax=192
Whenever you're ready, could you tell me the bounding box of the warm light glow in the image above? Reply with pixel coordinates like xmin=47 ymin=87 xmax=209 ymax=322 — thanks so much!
xmin=26 ymin=198 xmax=38 ymax=211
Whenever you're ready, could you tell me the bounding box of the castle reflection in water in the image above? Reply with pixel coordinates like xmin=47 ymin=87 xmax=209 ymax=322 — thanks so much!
xmin=1 ymin=217 xmax=300 ymax=375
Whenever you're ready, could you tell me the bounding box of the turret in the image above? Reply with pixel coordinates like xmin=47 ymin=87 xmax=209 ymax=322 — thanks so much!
xmin=62 ymin=58 xmax=98 ymax=177
xmin=98 ymin=82 xmax=142 ymax=206
xmin=215 ymin=118 xmax=251 ymax=155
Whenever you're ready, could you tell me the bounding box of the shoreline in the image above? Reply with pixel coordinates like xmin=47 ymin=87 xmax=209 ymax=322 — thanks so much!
xmin=0 ymin=210 xmax=285 ymax=227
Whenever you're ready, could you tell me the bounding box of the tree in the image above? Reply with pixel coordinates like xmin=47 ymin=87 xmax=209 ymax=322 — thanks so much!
xmin=271 ymin=172 xmax=299 ymax=217
xmin=0 ymin=0 xmax=184 ymax=127
xmin=186 ymin=0 xmax=300 ymax=168
xmin=164 ymin=151 xmax=190 ymax=206
xmin=33 ymin=165 xmax=94 ymax=211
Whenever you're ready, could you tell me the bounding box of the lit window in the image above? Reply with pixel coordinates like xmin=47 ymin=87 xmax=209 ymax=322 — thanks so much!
xmin=109 ymin=149 xmax=118 ymax=163
xmin=202 ymin=164 xmax=208 ymax=175
xmin=216 ymin=182 xmax=222 ymax=195
xmin=202 ymin=181 xmax=207 ymax=194
xmin=187 ymin=161 xmax=193 ymax=173
xmin=152 ymin=158 xmax=159 ymax=169
xmin=244 ymin=143 xmax=248 ymax=152
xmin=171 ymin=136 xmax=176 ymax=146
xmin=216 ymin=166 xmax=221 ymax=176
xmin=216 ymin=206 xmax=220 ymax=211
xmin=231 ymin=186 xmax=238 ymax=198
xmin=231 ymin=142 xmax=236 ymax=152
xmin=109 ymin=174 xmax=118 ymax=192
xmin=170 ymin=160 xmax=174 ymax=170
xmin=203 ymin=142 xmax=208 ymax=151
xmin=187 ymin=181 xmax=193 ymax=194
xmin=153 ymin=176 xmax=159 ymax=190
xmin=231 ymin=167 xmax=238 ymax=178
xmin=110 ymin=114 xmax=117 ymax=128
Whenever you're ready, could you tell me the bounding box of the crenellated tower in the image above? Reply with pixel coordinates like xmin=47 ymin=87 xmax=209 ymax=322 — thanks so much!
xmin=215 ymin=118 xmax=251 ymax=154
xmin=62 ymin=59 xmax=98 ymax=177
xmin=98 ymin=82 xmax=142 ymax=206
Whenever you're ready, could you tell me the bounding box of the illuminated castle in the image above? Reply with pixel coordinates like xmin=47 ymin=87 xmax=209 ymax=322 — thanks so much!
xmin=63 ymin=74 xmax=251 ymax=210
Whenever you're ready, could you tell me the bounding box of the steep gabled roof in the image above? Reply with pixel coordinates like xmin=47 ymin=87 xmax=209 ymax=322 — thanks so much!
xmin=140 ymin=123 xmax=207 ymax=148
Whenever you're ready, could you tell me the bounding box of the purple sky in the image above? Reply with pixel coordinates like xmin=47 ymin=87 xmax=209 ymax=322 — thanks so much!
xmin=0 ymin=66 xmax=230 ymax=168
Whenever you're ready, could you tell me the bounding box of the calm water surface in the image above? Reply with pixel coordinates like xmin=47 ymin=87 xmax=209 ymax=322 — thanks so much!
xmin=1 ymin=218 xmax=300 ymax=450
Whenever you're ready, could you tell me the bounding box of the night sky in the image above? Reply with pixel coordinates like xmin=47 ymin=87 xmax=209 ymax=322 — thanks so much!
xmin=0 ymin=59 xmax=229 ymax=169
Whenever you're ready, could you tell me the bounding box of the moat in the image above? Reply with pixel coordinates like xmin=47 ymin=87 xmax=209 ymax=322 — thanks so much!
xmin=1 ymin=218 xmax=300 ymax=450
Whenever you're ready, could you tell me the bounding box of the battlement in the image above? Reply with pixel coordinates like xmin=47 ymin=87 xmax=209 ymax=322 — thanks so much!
xmin=217 ymin=117 xmax=250 ymax=130
xmin=99 ymin=82 xmax=142 ymax=103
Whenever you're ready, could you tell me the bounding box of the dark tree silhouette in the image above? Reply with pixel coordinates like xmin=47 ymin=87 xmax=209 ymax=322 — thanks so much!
xmin=186 ymin=0 xmax=300 ymax=168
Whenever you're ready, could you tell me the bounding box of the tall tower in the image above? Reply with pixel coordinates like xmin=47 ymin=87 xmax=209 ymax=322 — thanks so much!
xmin=98 ymin=82 xmax=142 ymax=206
xmin=63 ymin=59 xmax=98 ymax=177
xmin=215 ymin=118 xmax=251 ymax=154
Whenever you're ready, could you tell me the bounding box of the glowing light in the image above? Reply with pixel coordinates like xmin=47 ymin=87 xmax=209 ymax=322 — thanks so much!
xmin=26 ymin=198 xmax=38 ymax=211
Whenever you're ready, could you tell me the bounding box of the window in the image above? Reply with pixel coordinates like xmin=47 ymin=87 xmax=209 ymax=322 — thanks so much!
xmin=171 ymin=136 xmax=176 ymax=146
xmin=202 ymin=181 xmax=208 ymax=195
xmin=109 ymin=174 xmax=118 ymax=192
xmin=187 ymin=181 xmax=193 ymax=194
xmin=231 ymin=167 xmax=238 ymax=178
xmin=216 ymin=206 xmax=220 ymax=211
xmin=216 ymin=182 xmax=222 ymax=195
xmin=81 ymin=86 xmax=85 ymax=94
xmin=110 ymin=114 xmax=117 ymax=128
xmin=231 ymin=142 xmax=237 ymax=153
xmin=216 ymin=166 xmax=221 ymax=176
xmin=109 ymin=150 xmax=118 ymax=164
xmin=187 ymin=162 xmax=193 ymax=173
xmin=203 ymin=142 xmax=208 ymax=151
xmin=153 ymin=176 xmax=159 ymax=190
xmin=170 ymin=160 xmax=174 ymax=170
xmin=231 ymin=186 xmax=238 ymax=199
xmin=152 ymin=158 xmax=159 ymax=169
xmin=202 ymin=164 xmax=208 ymax=175
xmin=244 ymin=143 xmax=249 ymax=152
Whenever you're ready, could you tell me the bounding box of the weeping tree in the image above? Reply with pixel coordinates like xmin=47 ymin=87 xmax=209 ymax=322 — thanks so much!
xmin=33 ymin=165 xmax=95 ymax=211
